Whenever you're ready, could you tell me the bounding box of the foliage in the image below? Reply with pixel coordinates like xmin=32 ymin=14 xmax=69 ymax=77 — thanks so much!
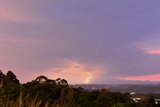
xmin=0 ymin=70 xmax=159 ymax=107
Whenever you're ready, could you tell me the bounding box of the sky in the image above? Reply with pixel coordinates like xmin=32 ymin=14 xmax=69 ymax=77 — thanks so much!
xmin=0 ymin=0 xmax=160 ymax=84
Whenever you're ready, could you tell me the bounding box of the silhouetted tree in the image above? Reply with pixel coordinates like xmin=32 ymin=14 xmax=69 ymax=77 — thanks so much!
xmin=0 ymin=71 xmax=145 ymax=107
xmin=46 ymin=79 xmax=56 ymax=85
xmin=61 ymin=79 xmax=69 ymax=86
xmin=56 ymin=78 xmax=61 ymax=85
xmin=4 ymin=71 xmax=19 ymax=86
xmin=0 ymin=70 xmax=5 ymax=84
xmin=56 ymin=78 xmax=68 ymax=86
xmin=35 ymin=75 xmax=48 ymax=83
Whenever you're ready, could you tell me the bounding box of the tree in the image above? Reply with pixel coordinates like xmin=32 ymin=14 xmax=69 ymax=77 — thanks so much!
xmin=4 ymin=71 xmax=19 ymax=86
xmin=56 ymin=78 xmax=68 ymax=86
xmin=46 ymin=79 xmax=56 ymax=85
xmin=61 ymin=79 xmax=69 ymax=86
xmin=56 ymin=78 xmax=61 ymax=85
xmin=35 ymin=75 xmax=48 ymax=83
xmin=0 ymin=70 xmax=5 ymax=83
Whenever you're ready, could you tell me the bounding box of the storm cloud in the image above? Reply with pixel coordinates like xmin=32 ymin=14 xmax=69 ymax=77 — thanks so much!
xmin=0 ymin=0 xmax=160 ymax=84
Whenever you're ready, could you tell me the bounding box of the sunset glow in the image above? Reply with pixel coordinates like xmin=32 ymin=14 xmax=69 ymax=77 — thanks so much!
xmin=35 ymin=60 xmax=104 ymax=84
xmin=1 ymin=1 xmax=160 ymax=84
xmin=146 ymin=50 xmax=160 ymax=55
xmin=120 ymin=74 xmax=160 ymax=81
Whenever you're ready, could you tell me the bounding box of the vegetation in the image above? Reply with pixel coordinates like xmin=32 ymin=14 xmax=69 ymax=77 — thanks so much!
xmin=0 ymin=70 xmax=159 ymax=107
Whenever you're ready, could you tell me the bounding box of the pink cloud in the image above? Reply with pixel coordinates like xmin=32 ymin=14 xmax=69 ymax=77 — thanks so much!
xmin=146 ymin=50 xmax=160 ymax=55
xmin=34 ymin=60 xmax=104 ymax=84
xmin=133 ymin=37 xmax=160 ymax=55
xmin=120 ymin=74 xmax=160 ymax=81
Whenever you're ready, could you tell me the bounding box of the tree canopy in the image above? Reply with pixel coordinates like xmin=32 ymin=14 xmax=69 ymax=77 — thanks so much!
xmin=0 ymin=70 xmax=159 ymax=107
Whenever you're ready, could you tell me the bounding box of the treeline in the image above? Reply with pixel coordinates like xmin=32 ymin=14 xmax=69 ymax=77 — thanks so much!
xmin=0 ymin=70 xmax=159 ymax=107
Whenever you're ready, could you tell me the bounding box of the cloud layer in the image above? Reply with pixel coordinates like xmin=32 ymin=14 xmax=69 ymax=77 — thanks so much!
xmin=1 ymin=0 xmax=160 ymax=83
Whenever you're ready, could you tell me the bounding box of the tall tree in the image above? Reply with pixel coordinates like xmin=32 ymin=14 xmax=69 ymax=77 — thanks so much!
xmin=4 ymin=71 xmax=19 ymax=86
